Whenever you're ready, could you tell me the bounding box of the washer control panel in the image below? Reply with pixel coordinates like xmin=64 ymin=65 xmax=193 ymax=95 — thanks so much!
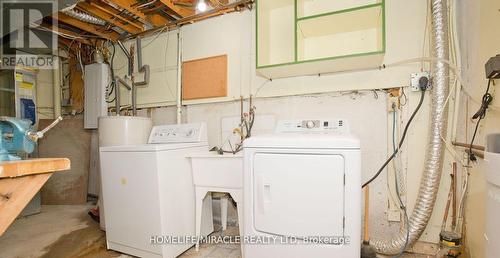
xmin=275 ymin=119 xmax=349 ymax=134
xmin=148 ymin=122 xmax=207 ymax=143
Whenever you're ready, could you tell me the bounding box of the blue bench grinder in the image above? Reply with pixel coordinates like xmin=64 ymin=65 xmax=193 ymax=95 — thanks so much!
xmin=0 ymin=116 xmax=63 ymax=161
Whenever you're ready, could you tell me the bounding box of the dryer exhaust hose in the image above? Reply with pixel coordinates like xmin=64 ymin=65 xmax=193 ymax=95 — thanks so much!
xmin=371 ymin=0 xmax=450 ymax=254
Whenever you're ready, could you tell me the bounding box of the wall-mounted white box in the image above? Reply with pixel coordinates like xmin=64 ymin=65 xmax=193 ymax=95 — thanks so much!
xmin=84 ymin=63 xmax=109 ymax=129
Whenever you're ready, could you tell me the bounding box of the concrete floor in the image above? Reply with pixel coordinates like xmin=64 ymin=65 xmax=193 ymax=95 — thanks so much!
xmin=0 ymin=205 xmax=436 ymax=258
xmin=0 ymin=204 xmax=122 ymax=258
xmin=0 ymin=204 xmax=241 ymax=258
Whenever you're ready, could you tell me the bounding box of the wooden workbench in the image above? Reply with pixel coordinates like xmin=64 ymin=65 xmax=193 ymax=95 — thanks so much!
xmin=0 ymin=158 xmax=70 ymax=236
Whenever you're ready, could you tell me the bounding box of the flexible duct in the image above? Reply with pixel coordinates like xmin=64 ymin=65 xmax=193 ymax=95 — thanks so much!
xmin=61 ymin=8 xmax=106 ymax=26
xmin=372 ymin=0 xmax=450 ymax=255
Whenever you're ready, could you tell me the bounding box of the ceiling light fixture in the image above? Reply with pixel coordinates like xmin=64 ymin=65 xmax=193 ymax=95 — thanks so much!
xmin=196 ymin=0 xmax=207 ymax=12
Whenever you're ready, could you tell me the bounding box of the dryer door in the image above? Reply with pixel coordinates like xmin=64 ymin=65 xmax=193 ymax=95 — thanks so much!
xmin=252 ymin=153 xmax=345 ymax=237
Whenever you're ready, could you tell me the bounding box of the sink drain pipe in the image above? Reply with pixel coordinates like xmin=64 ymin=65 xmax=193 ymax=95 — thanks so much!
xmin=372 ymin=0 xmax=450 ymax=255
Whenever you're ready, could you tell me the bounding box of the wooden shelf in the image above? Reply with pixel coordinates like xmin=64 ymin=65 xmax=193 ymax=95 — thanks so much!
xmin=256 ymin=0 xmax=295 ymax=67
xmin=0 ymin=158 xmax=70 ymax=236
xmin=0 ymin=158 xmax=70 ymax=178
xmin=297 ymin=0 xmax=381 ymax=19
xmin=256 ymin=0 xmax=386 ymax=79
xmin=297 ymin=5 xmax=384 ymax=62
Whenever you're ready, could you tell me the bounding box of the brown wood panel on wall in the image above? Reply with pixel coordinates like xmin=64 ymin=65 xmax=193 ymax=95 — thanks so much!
xmin=69 ymin=57 xmax=84 ymax=111
xmin=182 ymin=54 xmax=227 ymax=100
xmin=38 ymin=118 xmax=91 ymax=204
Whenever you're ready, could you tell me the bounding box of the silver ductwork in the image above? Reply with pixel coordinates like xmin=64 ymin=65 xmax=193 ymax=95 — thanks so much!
xmin=61 ymin=7 xmax=106 ymax=26
xmin=372 ymin=0 xmax=450 ymax=255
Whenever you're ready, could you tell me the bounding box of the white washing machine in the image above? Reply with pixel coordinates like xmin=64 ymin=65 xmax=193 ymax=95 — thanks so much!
xmin=242 ymin=119 xmax=361 ymax=258
xmin=100 ymin=122 xmax=214 ymax=258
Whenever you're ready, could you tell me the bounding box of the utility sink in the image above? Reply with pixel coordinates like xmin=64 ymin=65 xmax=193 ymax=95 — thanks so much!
xmin=188 ymin=152 xmax=243 ymax=189
xmin=188 ymin=151 xmax=244 ymax=251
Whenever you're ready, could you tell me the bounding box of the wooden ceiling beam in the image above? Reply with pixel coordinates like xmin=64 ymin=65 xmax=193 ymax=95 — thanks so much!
xmin=105 ymin=0 xmax=147 ymax=20
xmin=40 ymin=23 xmax=92 ymax=45
xmin=146 ymin=14 xmax=170 ymax=27
xmin=54 ymin=13 xmax=119 ymax=41
xmin=77 ymin=2 xmax=142 ymax=34
xmin=105 ymin=0 xmax=172 ymax=27
xmin=159 ymin=0 xmax=194 ymax=18
xmin=207 ymin=0 xmax=229 ymax=8
xmin=90 ymin=1 xmax=144 ymax=31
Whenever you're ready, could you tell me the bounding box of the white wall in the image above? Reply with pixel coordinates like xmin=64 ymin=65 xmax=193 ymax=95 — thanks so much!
xmin=146 ymin=0 xmax=453 ymax=246
xmin=30 ymin=0 xmax=495 ymax=253
xmin=456 ymin=0 xmax=500 ymax=257
xmin=36 ymin=68 xmax=55 ymax=119
xmin=113 ymin=29 xmax=179 ymax=108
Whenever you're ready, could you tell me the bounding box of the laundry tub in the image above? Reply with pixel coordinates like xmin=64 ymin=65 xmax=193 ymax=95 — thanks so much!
xmin=188 ymin=152 xmax=244 ymax=252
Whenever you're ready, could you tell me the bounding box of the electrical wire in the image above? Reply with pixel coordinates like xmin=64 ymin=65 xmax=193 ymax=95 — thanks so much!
xmin=386 ymin=106 xmax=404 ymax=216
xmin=142 ymin=26 xmax=169 ymax=49
xmin=392 ymin=105 xmax=410 ymax=258
xmin=362 ymin=88 xmax=426 ymax=188
xmin=383 ymin=57 xmax=499 ymax=111
xmin=468 ymin=79 xmax=493 ymax=162
xmin=106 ymin=41 xmax=117 ymax=103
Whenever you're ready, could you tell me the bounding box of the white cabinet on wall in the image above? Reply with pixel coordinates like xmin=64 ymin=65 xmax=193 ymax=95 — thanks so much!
xmin=84 ymin=63 xmax=109 ymax=129
xmin=256 ymin=0 xmax=386 ymax=79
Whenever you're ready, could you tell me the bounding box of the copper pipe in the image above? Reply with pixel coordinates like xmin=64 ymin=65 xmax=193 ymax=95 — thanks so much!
xmin=441 ymin=177 xmax=453 ymax=231
xmin=364 ymin=185 xmax=370 ymax=242
xmin=452 ymin=141 xmax=485 ymax=151
xmin=452 ymin=162 xmax=457 ymax=230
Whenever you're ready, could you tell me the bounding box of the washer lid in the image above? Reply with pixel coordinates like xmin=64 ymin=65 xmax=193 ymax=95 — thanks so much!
xmin=100 ymin=142 xmax=208 ymax=152
xmin=243 ymin=133 xmax=360 ymax=149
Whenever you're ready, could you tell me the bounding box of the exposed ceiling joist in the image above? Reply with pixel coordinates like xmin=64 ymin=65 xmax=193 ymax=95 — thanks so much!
xmin=77 ymin=2 xmax=143 ymax=34
xmin=54 ymin=13 xmax=120 ymax=41
xmin=109 ymin=0 xmax=174 ymax=27
xmin=89 ymin=1 xmax=144 ymax=31
xmin=129 ymin=0 xmax=253 ymax=39
xmin=146 ymin=14 xmax=170 ymax=27
xmin=207 ymin=0 xmax=229 ymax=8
xmin=40 ymin=24 xmax=92 ymax=45
xmin=159 ymin=0 xmax=194 ymax=18
xmin=105 ymin=0 xmax=147 ymax=20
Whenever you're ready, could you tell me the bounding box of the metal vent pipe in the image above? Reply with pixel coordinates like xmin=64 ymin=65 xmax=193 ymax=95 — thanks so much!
xmin=61 ymin=8 xmax=106 ymax=26
xmin=372 ymin=0 xmax=450 ymax=255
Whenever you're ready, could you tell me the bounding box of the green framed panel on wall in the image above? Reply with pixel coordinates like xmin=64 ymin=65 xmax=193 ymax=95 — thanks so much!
xmin=256 ymin=0 xmax=386 ymax=79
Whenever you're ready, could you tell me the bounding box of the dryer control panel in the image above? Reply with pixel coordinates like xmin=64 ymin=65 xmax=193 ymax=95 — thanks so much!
xmin=275 ymin=119 xmax=350 ymax=134
xmin=148 ymin=122 xmax=207 ymax=143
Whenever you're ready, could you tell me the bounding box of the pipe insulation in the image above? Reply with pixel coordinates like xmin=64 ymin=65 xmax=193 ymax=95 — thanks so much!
xmin=372 ymin=0 xmax=450 ymax=255
xmin=61 ymin=8 xmax=106 ymax=26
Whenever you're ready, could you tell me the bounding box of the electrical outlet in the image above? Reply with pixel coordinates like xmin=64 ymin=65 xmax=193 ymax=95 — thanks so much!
xmin=411 ymin=72 xmax=431 ymax=91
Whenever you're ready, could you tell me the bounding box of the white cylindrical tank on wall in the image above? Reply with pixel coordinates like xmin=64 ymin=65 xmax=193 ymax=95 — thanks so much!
xmin=98 ymin=116 xmax=153 ymax=147
xmin=485 ymin=133 xmax=500 ymax=258
xmin=97 ymin=116 xmax=153 ymax=230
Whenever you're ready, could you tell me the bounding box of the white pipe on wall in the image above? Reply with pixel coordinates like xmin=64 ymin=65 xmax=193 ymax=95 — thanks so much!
xmin=176 ymin=31 xmax=183 ymax=124
xmin=53 ymin=56 xmax=61 ymax=118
